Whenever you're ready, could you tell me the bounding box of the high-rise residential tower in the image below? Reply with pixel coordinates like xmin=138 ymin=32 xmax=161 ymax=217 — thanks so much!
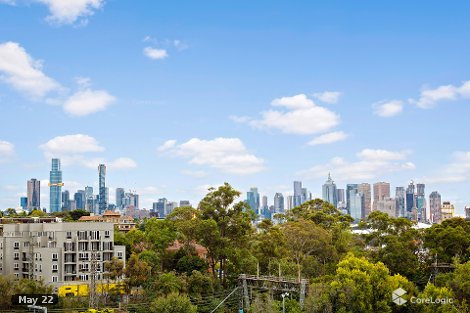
xmin=373 ymin=182 xmax=390 ymax=211
xmin=346 ymin=184 xmax=358 ymax=214
xmin=349 ymin=189 xmax=363 ymax=221
xmin=74 ymin=190 xmax=86 ymax=210
xmin=358 ymin=183 xmax=371 ymax=217
xmin=322 ymin=173 xmax=338 ymax=207
xmin=246 ymin=187 xmax=260 ymax=214
xmin=85 ymin=186 xmax=94 ymax=212
xmin=293 ymin=181 xmax=302 ymax=207
xmin=49 ymin=158 xmax=63 ymax=213
xmin=27 ymin=178 xmax=41 ymax=210
xmin=395 ymin=187 xmax=405 ymax=217
xmin=98 ymin=164 xmax=107 ymax=214
xmin=429 ymin=191 xmax=442 ymax=223
xmin=416 ymin=183 xmax=426 ymax=222
xmin=406 ymin=181 xmax=416 ymax=217
xmin=116 ymin=188 xmax=125 ymax=209
xmin=274 ymin=193 xmax=284 ymax=213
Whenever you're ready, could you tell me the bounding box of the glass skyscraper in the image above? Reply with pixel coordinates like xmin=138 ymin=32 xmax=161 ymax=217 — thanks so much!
xmin=322 ymin=173 xmax=337 ymax=208
xmin=98 ymin=164 xmax=107 ymax=214
xmin=49 ymin=158 xmax=63 ymax=213
xmin=293 ymin=181 xmax=302 ymax=207
xmin=27 ymin=178 xmax=41 ymax=210
xmin=246 ymin=187 xmax=260 ymax=214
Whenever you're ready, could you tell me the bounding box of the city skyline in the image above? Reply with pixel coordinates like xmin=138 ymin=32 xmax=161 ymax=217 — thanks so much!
xmin=1 ymin=2 xmax=470 ymax=214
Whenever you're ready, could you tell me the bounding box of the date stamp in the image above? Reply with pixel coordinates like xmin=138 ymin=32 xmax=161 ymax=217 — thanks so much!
xmin=11 ymin=294 xmax=59 ymax=306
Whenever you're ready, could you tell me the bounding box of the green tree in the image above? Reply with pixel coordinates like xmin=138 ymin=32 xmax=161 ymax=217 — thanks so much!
xmin=149 ymin=293 xmax=197 ymax=313
xmin=197 ymin=183 xmax=254 ymax=284
xmin=124 ymin=253 xmax=151 ymax=292
xmin=69 ymin=209 xmax=90 ymax=220
xmin=144 ymin=218 xmax=178 ymax=253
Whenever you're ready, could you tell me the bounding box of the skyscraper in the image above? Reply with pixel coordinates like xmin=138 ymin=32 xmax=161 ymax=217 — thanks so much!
xmin=116 ymin=188 xmax=125 ymax=209
xmin=154 ymin=198 xmax=167 ymax=217
xmin=406 ymin=181 xmax=416 ymax=217
xmin=376 ymin=197 xmax=397 ymax=218
xmin=429 ymin=191 xmax=442 ymax=223
xmin=336 ymin=189 xmax=345 ymax=209
xmin=98 ymin=164 xmax=107 ymax=214
xmin=441 ymin=201 xmax=454 ymax=221
xmin=20 ymin=197 xmax=28 ymax=210
xmin=274 ymin=193 xmax=285 ymax=213
xmin=74 ymin=190 xmax=86 ymax=210
xmin=85 ymin=186 xmax=94 ymax=212
xmin=416 ymin=183 xmax=426 ymax=222
xmin=286 ymin=195 xmax=293 ymax=210
xmin=246 ymin=187 xmax=260 ymax=214
xmin=358 ymin=183 xmax=371 ymax=217
xmin=349 ymin=190 xmax=363 ymax=221
xmin=322 ymin=173 xmax=337 ymax=207
xmin=62 ymin=190 xmax=70 ymax=210
xmin=293 ymin=181 xmax=302 ymax=207
xmin=395 ymin=187 xmax=405 ymax=217
xmin=27 ymin=178 xmax=40 ymax=210
xmin=49 ymin=158 xmax=63 ymax=213
xmin=373 ymin=182 xmax=390 ymax=211
xmin=346 ymin=184 xmax=358 ymax=213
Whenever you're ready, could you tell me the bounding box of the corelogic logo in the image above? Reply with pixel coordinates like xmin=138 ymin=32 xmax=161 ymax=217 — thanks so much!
xmin=392 ymin=288 xmax=407 ymax=305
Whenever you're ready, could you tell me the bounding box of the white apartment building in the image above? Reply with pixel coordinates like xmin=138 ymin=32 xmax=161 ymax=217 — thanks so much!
xmin=0 ymin=220 xmax=125 ymax=286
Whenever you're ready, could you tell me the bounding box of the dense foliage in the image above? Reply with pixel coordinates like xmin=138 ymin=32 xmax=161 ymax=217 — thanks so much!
xmin=2 ymin=183 xmax=470 ymax=312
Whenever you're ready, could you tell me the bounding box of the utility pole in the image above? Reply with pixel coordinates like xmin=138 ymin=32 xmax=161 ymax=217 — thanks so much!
xmin=281 ymin=292 xmax=289 ymax=313
xmin=89 ymin=251 xmax=98 ymax=308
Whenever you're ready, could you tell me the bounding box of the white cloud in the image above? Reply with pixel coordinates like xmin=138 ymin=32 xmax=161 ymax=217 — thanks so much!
xmin=158 ymin=140 xmax=177 ymax=152
xmin=0 ymin=140 xmax=14 ymax=162
xmin=229 ymin=115 xmax=252 ymax=124
xmin=250 ymin=94 xmax=340 ymax=135
xmin=143 ymin=47 xmax=168 ymax=60
xmin=39 ymin=134 xmax=136 ymax=170
xmin=413 ymin=80 xmax=470 ymax=109
xmin=313 ymin=91 xmax=342 ymax=104
xmin=300 ymin=148 xmax=414 ymax=181
xmin=0 ymin=41 xmax=60 ymax=98
xmin=421 ymin=151 xmax=470 ymax=184
xmin=373 ymin=100 xmax=403 ymax=117
xmin=308 ymin=131 xmax=348 ymax=146
xmin=158 ymin=137 xmax=265 ymax=175
xmin=40 ymin=134 xmax=104 ymax=155
xmin=63 ymin=88 xmax=115 ymax=116
xmin=181 ymin=169 xmax=209 ymax=178
xmin=36 ymin=0 xmax=105 ymax=25
xmin=108 ymin=157 xmax=137 ymax=170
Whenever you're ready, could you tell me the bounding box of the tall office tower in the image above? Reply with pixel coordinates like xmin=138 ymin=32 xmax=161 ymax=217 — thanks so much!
xmin=373 ymin=182 xmax=390 ymax=211
xmin=441 ymin=201 xmax=454 ymax=221
xmin=62 ymin=190 xmax=70 ymax=210
xmin=405 ymin=181 xmax=416 ymax=217
xmin=166 ymin=201 xmax=178 ymax=215
xmin=336 ymin=189 xmax=345 ymax=203
xmin=246 ymin=187 xmax=260 ymax=214
xmin=20 ymin=196 xmax=28 ymax=210
xmin=429 ymin=191 xmax=442 ymax=224
xmin=85 ymin=186 xmax=94 ymax=212
xmin=179 ymin=200 xmax=191 ymax=207
xmin=293 ymin=181 xmax=302 ymax=207
xmin=27 ymin=178 xmax=41 ymax=210
xmin=301 ymin=188 xmax=308 ymax=204
xmin=395 ymin=187 xmax=405 ymax=217
xmin=116 ymin=188 xmax=125 ymax=209
xmin=74 ymin=190 xmax=86 ymax=210
xmin=358 ymin=183 xmax=371 ymax=217
xmin=346 ymin=184 xmax=358 ymax=213
xmin=49 ymin=158 xmax=63 ymax=213
xmin=274 ymin=193 xmax=285 ymax=213
xmin=465 ymin=206 xmax=470 ymax=221
xmin=156 ymin=198 xmax=167 ymax=218
xmin=322 ymin=173 xmax=338 ymax=207
xmin=98 ymin=164 xmax=107 ymax=214
xmin=286 ymin=195 xmax=294 ymax=210
xmin=416 ymin=183 xmax=426 ymax=222
xmin=349 ymin=190 xmax=363 ymax=221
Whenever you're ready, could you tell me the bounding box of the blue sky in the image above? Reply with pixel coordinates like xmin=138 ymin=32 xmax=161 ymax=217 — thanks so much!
xmin=1 ymin=1 xmax=470 ymax=215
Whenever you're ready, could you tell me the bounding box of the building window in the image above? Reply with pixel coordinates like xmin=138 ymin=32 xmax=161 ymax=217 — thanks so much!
xmin=52 ymin=276 xmax=58 ymax=282
xmin=79 ymin=253 xmax=89 ymax=261
xmin=79 ymin=263 xmax=89 ymax=272
xmin=80 ymin=274 xmax=89 ymax=281
xmin=23 ymin=242 xmax=29 ymax=247
xmin=52 ymin=264 xmax=58 ymax=273
xmin=14 ymin=252 xmax=19 ymax=260
xmin=66 ymin=232 xmax=72 ymax=239
xmin=52 ymin=253 xmax=58 ymax=261
xmin=14 ymin=273 xmax=19 ymax=279
xmin=104 ymin=230 xmax=110 ymax=238
xmin=14 ymin=263 xmax=19 ymax=270
xmin=14 ymin=242 xmax=19 ymax=250
xmin=117 ymin=252 xmax=123 ymax=259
